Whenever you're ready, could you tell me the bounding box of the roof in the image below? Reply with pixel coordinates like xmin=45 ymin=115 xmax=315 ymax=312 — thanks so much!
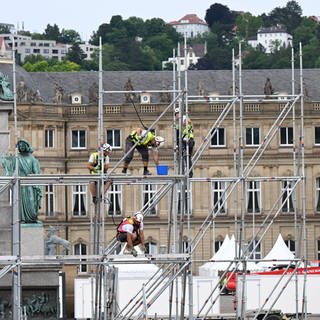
xmin=1 ymin=64 xmax=320 ymax=103
xmin=257 ymin=234 xmax=295 ymax=269
xmin=169 ymin=14 xmax=208 ymax=26
xmin=258 ymin=25 xmax=289 ymax=34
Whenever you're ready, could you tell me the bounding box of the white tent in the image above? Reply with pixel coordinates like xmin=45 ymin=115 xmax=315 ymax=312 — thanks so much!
xmin=257 ymin=234 xmax=295 ymax=269
xmin=199 ymin=235 xmax=259 ymax=276
xmin=199 ymin=234 xmax=230 ymax=276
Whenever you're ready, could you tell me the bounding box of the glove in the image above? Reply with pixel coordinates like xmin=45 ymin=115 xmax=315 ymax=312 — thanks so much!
xmin=131 ymin=248 xmax=138 ymax=257
xmin=140 ymin=244 xmax=146 ymax=253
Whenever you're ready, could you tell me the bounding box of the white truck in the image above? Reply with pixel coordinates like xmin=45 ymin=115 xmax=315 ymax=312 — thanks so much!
xmin=236 ymin=272 xmax=320 ymax=319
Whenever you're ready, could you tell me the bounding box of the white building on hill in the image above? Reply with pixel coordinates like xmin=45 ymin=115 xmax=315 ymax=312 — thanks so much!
xmin=248 ymin=25 xmax=292 ymax=53
xmin=169 ymin=14 xmax=209 ymax=38
xmin=0 ymin=34 xmax=97 ymax=63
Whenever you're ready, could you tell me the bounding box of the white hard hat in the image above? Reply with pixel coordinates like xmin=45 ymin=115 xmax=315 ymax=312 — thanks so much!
xmin=174 ymin=108 xmax=180 ymax=114
xmin=134 ymin=212 xmax=144 ymax=223
xmin=102 ymin=143 xmax=112 ymax=152
xmin=155 ymin=136 xmax=165 ymax=148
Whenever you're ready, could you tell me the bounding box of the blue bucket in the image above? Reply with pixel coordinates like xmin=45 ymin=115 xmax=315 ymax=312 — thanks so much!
xmin=157 ymin=165 xmax=169 ymax=175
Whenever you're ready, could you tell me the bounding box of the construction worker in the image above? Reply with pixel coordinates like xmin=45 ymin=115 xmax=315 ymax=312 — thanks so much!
xmin=122 ymin=127 xmax=164 ymax=175
xmin=87 ymin=143 xmax=112 ymax=204
xmin=116 ymin=212 xmax=145 ymax=257
xmin=175 ymin=108 xmax=195 ymax=177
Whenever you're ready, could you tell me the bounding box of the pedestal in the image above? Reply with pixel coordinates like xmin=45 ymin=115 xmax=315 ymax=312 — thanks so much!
xmin=21 ymin=222 xmax=44 ymax=256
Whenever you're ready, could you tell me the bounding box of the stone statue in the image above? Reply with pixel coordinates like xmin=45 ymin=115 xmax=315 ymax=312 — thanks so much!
xmin=228 ymin=85 xmax=239 ymax=95
xmin=1 ymin=139 xmax=42 ymax=223
xmin=124 ymin=78 xmax=135 ymax=102
xmin=159 ymin=84 xmax=171 ymax=103
xmin=17 ymin=77 xmax=28 ymax=102
xmin=264 ymin=77 xmax=274 ymax=95
xmin=53 ymin=81 xmax=64 ymax=104
xmin=303 ymin=80 xmax=310 ymax=101
xmin=0 ymin=72 xmax=14 ymax=101
xmin=197 ymin=80 xmax=205 ymax=96
xmin=89 ymin=81 xmax=99 ymax=104
xmin=45 ymin=226 xmax=71 ymax=255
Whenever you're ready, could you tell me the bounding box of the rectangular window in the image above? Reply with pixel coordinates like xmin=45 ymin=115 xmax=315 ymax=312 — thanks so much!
xmin=45 ymin=185 xmax=55 ymax=217
xmin=33 ymin=49 xmax=40 ymax=54
xmin=72 ymin=130 xmax=86 ymax=149
xmin=211 ymin=128 xmax=225 ymax=147
xmin=25 ymin=48 xmax=30 ymax=53
xmin=211 ymin=181 xmax=227 ymax=214
xmin=315 ymin=127 xmax=320 ymax=145
xmin=248 ymin=239 xmax=261 ymax=259
xmin=145 ymin=241 xmax=157 ymax=254
xmin=43 ymin=49 xmax=49 ymax=54
xmin=45 ymin=129 xmax=55 ymax=148
xmin=280 ymin=127 xmax=293 ymax=145
xmin=74 ymin=243 xmax=87 ymax=273
xmin=107 ymin=184 xmax=122 ymax=216
xmin=72 ymin=185 xmax=87 ymax=216
xmin=106 ymin=129 xmax=121 ymax=149
xmin=177 ymin=184 xmax=192 ymax=215
xmin=247 ymin=181 xmax=260 ymax=214
xmin=246 ymin=128 xmax=260 ymax=146
xmin=281 ymin=180 xmax=294 ymax=213
xmin=142 ymin=184 xmax=157 ymax=215
xmin=316 ymin=178 xmax=320 ymax=212
xmin=284 ymin=239 xmax=296 ymax=255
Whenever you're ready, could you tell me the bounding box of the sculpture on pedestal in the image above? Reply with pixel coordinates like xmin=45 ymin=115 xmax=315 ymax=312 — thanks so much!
xmin=45 ymin=226 xmax=71 ymax=255
xmin=1 ymin=139 xmax=42 ymax=223
xmin=0 ymin=72 xmax=13 ymax=101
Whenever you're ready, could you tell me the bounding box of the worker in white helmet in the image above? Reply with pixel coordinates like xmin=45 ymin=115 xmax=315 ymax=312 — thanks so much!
xmin=122 ymin=127 xmax=164 ymax=175
xmin=87 ymin=143 xmax=112 ymax=204
xmin=116 ymin=212 xmax=145 ymax=257
xmin=175 ymin=108 xmax=195 ymax=177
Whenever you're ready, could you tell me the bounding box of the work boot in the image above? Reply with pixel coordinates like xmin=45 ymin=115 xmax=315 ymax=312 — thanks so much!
xmin=143 ymin=169 xmax=152 ymax=175
xmin=92 ymin=196 xmax=97 ymax=205
xmin=131 ymin=248 xmax=138 ymax=257
xmin=121 ymin=168 xmax=131 ymax=175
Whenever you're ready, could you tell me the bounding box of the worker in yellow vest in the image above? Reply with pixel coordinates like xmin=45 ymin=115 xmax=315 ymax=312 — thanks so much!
xmin=87 ymin=143 xmax=112 ymax=204
xmin=122 ymin=127 xmax=164 ymax=175
xmin=175 ymin=108 xmax=195 ymax=177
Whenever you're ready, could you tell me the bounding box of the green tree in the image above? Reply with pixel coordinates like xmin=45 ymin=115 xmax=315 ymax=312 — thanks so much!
xmin=293 ymin=17 xmax=318 ymax=47
xmin=23 ymin=60 xmax=49 ymax=72
xmin=124 ymin=17 xmax=145 ymax=38
xmin=235 ymin=13 xmax=263 ymax=40
xmin=65 ymin=43 xmax=86 ymax=65
xmin=23 ymin=54 xmax=46 ymax=64
xmin=49 ymin=60 xmax=81 ymax=71
xmin=44 ymin=24 xmax=61 ymax=41
xmin=60 ymin=29 xmax=81 ymax=44
xmin=264 ymin=0 xmax=302 ymax=34
xmin=0 ymin=25 xmax=10 ymax=33
xmin=205 ymin=3 xmax=235 ymax=28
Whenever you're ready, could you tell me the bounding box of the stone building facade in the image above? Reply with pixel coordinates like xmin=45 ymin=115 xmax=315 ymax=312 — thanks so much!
xmin=2 ymin=65 xmax=320 ymax=316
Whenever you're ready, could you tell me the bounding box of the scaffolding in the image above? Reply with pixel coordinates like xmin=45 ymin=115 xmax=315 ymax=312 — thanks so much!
xmin=0 ymin=36 xmax=310 ymax=320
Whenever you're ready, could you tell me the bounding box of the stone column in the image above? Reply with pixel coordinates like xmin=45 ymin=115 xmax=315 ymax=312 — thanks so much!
xmin=0 ymin=101 xmax=13 ymax=255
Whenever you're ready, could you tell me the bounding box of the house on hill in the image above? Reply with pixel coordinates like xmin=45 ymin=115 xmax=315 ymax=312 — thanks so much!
xmin=248 ymin=24 xmax=292 ymax=53
xmin=169 ymin=14 xmax=209 ymax=38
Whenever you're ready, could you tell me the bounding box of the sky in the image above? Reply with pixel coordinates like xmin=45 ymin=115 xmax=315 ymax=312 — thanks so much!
xmin=1 ymin=0 xmax=318 ymax=41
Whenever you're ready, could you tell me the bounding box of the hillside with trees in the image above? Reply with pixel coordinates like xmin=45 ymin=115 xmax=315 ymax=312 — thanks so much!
xmin=17 ymin=0 xmax=320 ymax=71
